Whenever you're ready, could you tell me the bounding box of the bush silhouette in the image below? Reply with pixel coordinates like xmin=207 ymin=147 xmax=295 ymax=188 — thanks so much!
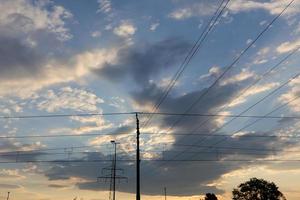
xmin=204 ymin=193 xmax=218 ymax=200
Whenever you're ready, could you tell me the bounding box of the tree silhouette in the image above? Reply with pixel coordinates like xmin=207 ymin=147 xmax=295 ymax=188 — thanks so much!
xmin=204 ymin=193 xmax=218 ymax=200
xmin=232 ymin=178 xmax=286 ymax=200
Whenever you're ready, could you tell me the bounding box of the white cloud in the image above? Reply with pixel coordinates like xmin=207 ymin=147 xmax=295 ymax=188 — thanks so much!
xmin=109 ymin=96 xmax=126 ymax=109
xmin=0 ymin=99 xmax=23 ymax=115
xmin=279 ymin=76 xmax=300 ymax=112
xmin=229 ymin=0 xmax=300 ymax=16
xmin=199 ymin=66 xmax=221 ymax=81
xmin=0 ymin=169 xmax=25 ymax=179
xmin=246 ymin=39 xmax=253 ymax=44
xmin=253 ymin=47 xmax=271 ymax=65
xmin=90 ymin=31 xmax=101 ymax=38
xmin=0 ymin=0 xmax=73 ymax=41
xmin=169 ymin=0 xmax=300 ymax=20
xmin=37 ymin=87 xmax=104 ymax=112
xmin=97 ymin=0 xmax=112 ymax=14
xmin=0 ymin=47 xmax=119 ymax=98
xmin=276 ymin=38 xmax=300 ymax=54
xmin=113 ymin=21 xmax=137 ymax=38
xmin=257 ymin=47 xmax=271 ymax=56
xmin=50 ymin=116 xmax=113 ymax=135
xmin=221 ymin=69 xmax=256 ymax=86
xmin=169 ymin=8 xmax=193 ymax=20
xmin=150 ymin=22 xmax=160 ymax=31
xmin=228 ymin=82 xmax=280 ymax=107
xmin=169 ymin=3 xmax=216 ymax=20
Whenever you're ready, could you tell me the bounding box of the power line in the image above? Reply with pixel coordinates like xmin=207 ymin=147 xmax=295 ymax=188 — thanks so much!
xmin=171 ymin=144 xmax=300 ymax=153
xmin=1 ymin=147 xmax=298 ymax=158
xmin=1 ymin=125 xmax=299 ymax=140
xmin=141 ymin=132 xmax=300 ymax=138
xmin=141 ymin=0 xmax=230 ymax=130
xmin=1 ymin=112 xmax=299 ymax=120
xmin=0 ymin=146 xmax=299 ymax=156
xmin=197 ymin=91 xmax=300 ymax=153
xmin=188 ymin=44 xmax=300 ymax=134
xmin=159 ymin=0 xmax=295 ymax=135
xmin=0 ymin=159 xmax=299 ymax=164
xmin=140 ymin=112 xmax=300 ymax=119
xmin=0 ymin=112 xmax=136 ymax=119
xmin=163 ymin=73 xmax=300 ymax=161
xmin=0 ymin=132 xmax=135 ymax=139
xmin=0 ymin=144 xmax=110 ymax=155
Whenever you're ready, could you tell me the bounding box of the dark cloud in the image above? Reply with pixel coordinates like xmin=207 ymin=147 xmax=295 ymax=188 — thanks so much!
xmin=43 ymin=38 xmax=300 ymax=196
xmin=95 ymin=38 xmax=190 ymax=85
xmin=0 ymin=35 xmax=44 ymax=79
xmin=0 ymin=183 xmax=21 ymax=189
xmin=48 ymin=184 xmax=69 ymax=189
xmin=112 ymin=125 xmax=134 ymax=135
xmin=0 ymin=140 xmax=46 ymax=162
xmin=43 ymin=128 xmax=298 ymax=196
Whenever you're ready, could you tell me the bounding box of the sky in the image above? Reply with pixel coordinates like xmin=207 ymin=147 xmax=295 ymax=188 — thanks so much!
xmin=0 ymin=0 xmax=300 ymax=200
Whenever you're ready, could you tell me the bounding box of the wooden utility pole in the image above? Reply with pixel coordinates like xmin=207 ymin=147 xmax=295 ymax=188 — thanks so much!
xmin=136 ymin=113 xmax=140 ymax=200
xmin=164 ymin=187 xmax=167 ymax=200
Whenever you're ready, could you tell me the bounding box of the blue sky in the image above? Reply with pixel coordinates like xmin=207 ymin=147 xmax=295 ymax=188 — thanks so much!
xmin=0 ymin=0 xmax=300 ymax=199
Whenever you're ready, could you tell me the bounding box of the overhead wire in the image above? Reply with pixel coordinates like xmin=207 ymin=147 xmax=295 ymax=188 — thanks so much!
xmin=188 ymin=44 xmax=300 ymax=134
xmin=164 ymin=73 xmax=300 ymax=161
xmin=0 ymin=159 xmax=299 ymax=164
xmin=159 ymin=0 xmax=296 ymax=135
xmin=140 ymin=0 xmax=231 ymax=130
xmin=140 ymin=0 xmax=297 ymax=175
xmin=1 ymin=112 xmax=300 ymax=120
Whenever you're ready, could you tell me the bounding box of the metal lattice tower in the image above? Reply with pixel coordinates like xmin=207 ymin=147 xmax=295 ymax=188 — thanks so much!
xmin=98 ymin=141 xmax=128 ymax=200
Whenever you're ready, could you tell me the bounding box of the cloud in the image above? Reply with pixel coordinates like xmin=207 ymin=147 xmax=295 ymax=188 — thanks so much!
xmin=43 ymin=124 xmax=298 ymax=196
xmin=220 ymin=69 xmax=256 ymax=86
xmin=150 ymin=22 xmax=160 ymax=31
xmin=113 ymin=21 xmax=136 ymax=38
xmin=0 ymin=0 xmax=79 ymax=98
xmin=0 ymin=140 xmax=46 ymax=162
xmin=0 ymin=99 xmax=23 ymax=115
xmin=0 ymin=35 xmax=45 ymax=80
xmin=48 ymin=184 xmax=69 ymax=189
xmin=227 ymin=82 xmax=280 ymax=107
xmin=37 ymin=87 xmax=104 ymax=112
xmin=35 ymin=87 xmax=114 ymax=134
xmin=97 ymin=0 xmax=112 ymax=14
xmin=199 ymin=66 xmax=222 ymax=82
xmin=91 ymin=31 xmax=101 ymax=38
xmin=229 ymin=0 xmax=300 ymax=16
xmin=276 ymin=38 xmax=300 ymax=54
xmin=0 ymin=169 xmax=25 ymax=179
xmin=0 ymin=183 xmax=22 ymax=189
xmin=168 ymin=1 xmax=217 ymax=20
xmin=169 ymin=0 xmax=300 ymax=20
xmin=95 ymin=38 xmax=190 ymax=85
xmin=40 ymin=36 xmax=300 ymax=196
xmin=0 ymin=0 xmax=73 ymax=41
xmin=279 ymin=76 xmax=300 ymax=112
xmin=0 ymin=45 xmax=118 ymax=98
xmin=0 ymin=140 xmax=45 ymax=153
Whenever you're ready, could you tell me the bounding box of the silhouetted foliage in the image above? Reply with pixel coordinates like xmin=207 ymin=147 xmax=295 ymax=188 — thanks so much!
xmin=204 ymin=193 xmax=218 ymax=200
xmin=232 ymin=178 xmax=286 ymax=200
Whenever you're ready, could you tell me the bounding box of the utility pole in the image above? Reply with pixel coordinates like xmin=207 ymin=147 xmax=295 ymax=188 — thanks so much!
xmin=112 ymin=141 xmax=117 ymax=200
xmin=6 ymin=192 xmax=10 ymax=200
xmin=164 ymin=187 xmax=167 ymax=200
xmin=136 ymin=113 xmax=140 ymax=200
xmin=98 ymin=141 xmax=127 ymax=200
